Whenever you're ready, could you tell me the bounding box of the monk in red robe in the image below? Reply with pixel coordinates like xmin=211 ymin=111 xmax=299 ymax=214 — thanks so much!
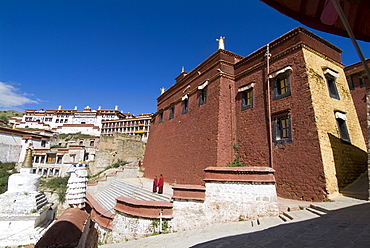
xmin=158 ymin=174 xmax=164 ymax=194
xmin=153 ymin=176 xmax=158 ymax=193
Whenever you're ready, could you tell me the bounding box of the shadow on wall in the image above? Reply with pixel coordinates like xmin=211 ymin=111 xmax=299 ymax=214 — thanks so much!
xmin=328 ymin=133 xmax=367 ymax=195
xmin=192 ymin=202 xmax=370 ymax=247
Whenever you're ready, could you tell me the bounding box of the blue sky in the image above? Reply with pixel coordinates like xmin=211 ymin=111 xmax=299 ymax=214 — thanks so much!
xmin=1 ymin=0 xmax=369 ymax=115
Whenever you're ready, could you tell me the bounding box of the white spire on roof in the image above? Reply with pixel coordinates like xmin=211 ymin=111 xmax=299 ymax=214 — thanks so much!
xmin=216 ymin=36 xmax=225 ymax=50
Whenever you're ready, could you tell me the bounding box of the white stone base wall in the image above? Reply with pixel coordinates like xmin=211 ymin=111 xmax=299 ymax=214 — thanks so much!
xmin=171 ymin=200 xmax=206 ymax=231
xmin=205 ymin=182 xmax=279 ymax=220
xmin=171 ymin=181 xmax=279 ymax=231
xmin=99 ymin=213 xmax=172 ymax=244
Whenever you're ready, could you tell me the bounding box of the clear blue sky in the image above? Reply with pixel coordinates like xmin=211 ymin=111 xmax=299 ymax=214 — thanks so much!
xmin=1 ymin=0 xmax=369 ymax=115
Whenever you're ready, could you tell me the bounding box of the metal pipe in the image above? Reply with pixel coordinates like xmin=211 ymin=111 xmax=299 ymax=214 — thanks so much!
xmin=266 ymin=44 xmax=273 ymax=168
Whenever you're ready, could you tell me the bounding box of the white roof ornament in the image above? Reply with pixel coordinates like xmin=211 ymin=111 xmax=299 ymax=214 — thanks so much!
xmin=269 ymin=66 xmax=293 ymax=79
xmin=238 ymin=83 xmax=255 ymax=92
xmin=182 ymin=94 xmax=189 ymax=101
xmin=216 ymin=36 xmax=225 ymax=50
xmin=324 ymin=68 xmax=340 ymax=78
xmin=198 ymin=80 xmax=209 ymax=90
xmin=335 ymin=112 xmax=347 ymax=120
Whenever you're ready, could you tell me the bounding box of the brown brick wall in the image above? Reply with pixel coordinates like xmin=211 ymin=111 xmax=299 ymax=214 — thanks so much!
xmin=346 ymin=73 xmax=368 ymax=142
xmin=144 ymin=51 xmax=240 ymax=185
xmin=235 ymin=48 xmax=327 ymax=201
xmin=144 ymin=27 xmax=367 ymax=201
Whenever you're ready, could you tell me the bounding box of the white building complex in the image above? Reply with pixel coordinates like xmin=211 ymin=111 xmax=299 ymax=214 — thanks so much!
xmin=10 ymin=105 xmax=151 ymax=141
xmin=2 ymin=105 xmax=151 ymax=178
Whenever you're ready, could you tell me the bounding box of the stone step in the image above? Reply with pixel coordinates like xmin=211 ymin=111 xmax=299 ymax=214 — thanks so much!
xmin=95 ymin=184 xmax=159 ymax=212
xmin=259 ymin=216 xmax=284 ymax=227
xmin=95 ymin=185 xmax=140 ymax=210
xmin=279 ymin=213 xmax=291 ymax=222
xmin=35 ymin=219 xmax=54 ymax=235
xmin=282 ymin=209 xmax=321 ymax=222
xmin=113 ymin=186 xmax=154 ymax=201
xmin=282 ymin=212 xmax=294 ymax=221
xmin=309 ymin=203 xmax=331 ymax=213
xmin=93 ymin=179 xmax=173 ymax=214
xmin=113 ymin=180 xmax=171 ymax=201
xmin=306 ymin=207 xmax=327 ymax=216
xmin=95 ymin=192 xmax=115 ymax=212
xmin=111 ymin=184 xmax=163 ymax=202
xmin=36 ymin=196 xmax=48 ymax=209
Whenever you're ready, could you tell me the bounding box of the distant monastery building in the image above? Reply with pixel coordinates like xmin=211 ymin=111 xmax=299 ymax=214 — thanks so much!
xmin=11 ymin=105 xmax=151 ymax=141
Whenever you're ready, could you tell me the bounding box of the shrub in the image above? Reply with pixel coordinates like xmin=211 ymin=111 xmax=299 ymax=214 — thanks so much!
xmin=0 ymin=162 xmax=16 ymax=194
xmin=226 ymin=155 xmax=245 ymax=167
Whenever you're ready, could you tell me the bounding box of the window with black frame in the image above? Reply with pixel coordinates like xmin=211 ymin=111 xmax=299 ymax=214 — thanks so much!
xmin=182 ymin=97 xmax=189 ymax=114
xmin=198 ymin=88 xmax=207 ymax=106
xmin=198 ymin=81 xmax=208 ymax=106
xmin=273 ymin=73 xmax=291 ymax=99
xmin=347 ymin=75 xmax=355 ymax=90
xmin=324 ymin=68 xmax=340 ymax=100
xmin=239 ymin=83 xmax=254 ymax=110
xmin=335 ymin=111 xmax=350 ymax=143
xmin=169 ymin=106 xmax=175 ymax=120
xmin=270 ymin=66 xmax=292 ymax=100
xmin=273 ymin=113 xmax=292 ymax=145
xmin=158 ymin=111 xmax=163 ymax=123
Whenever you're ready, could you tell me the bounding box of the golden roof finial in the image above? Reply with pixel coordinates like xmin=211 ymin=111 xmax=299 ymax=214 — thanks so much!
xmin=22 ymin=142 xmax=34 ymax=168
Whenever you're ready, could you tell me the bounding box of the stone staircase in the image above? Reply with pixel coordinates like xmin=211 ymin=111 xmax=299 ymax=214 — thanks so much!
xmin=279 ymin=201 xmax=332 ymax=223
xmin=35 ymin=219 xmax=55 ymax=236
xmin=279 ymin=204 xmax=327 ymax=222
xmin=94 ymin=179 xmax=171 ymax=213
xmin=36 ymin=192 xmax=49 ymax=209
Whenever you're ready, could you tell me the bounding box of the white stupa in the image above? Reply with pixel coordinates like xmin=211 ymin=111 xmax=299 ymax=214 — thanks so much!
xmin=0 ymin=143 xmax=52 ymax=247
xmin=66 ymin=163 xmax=88 ymax=208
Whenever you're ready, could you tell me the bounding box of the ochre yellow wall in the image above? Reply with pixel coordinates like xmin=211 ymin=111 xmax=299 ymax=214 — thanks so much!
xmin=303 ymin=47 xmax=367 ymax=198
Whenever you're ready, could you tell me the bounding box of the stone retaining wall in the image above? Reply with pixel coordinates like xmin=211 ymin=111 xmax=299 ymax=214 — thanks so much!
xmin=95 ymin=166 xmax=279 ymax=243
xmin=171 ymin=167 xmax=278 ymax=231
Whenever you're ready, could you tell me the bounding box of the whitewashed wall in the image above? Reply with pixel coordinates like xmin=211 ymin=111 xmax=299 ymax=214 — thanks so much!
xmin=171 ymin=181 xmax=279 ymax=231
xmin=0 ymin=132 xmax=22 ymax=163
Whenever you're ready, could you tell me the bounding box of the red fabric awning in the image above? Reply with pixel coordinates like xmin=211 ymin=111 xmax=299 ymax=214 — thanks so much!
xmin=260 ymin=0 xmax=370 ymax=42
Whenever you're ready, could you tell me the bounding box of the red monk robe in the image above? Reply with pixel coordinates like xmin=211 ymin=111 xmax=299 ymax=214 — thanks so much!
xmin=153 ymin=176 xmax=158 ymax=193
xmin=158 ymin=174 xmax=164 ymax=194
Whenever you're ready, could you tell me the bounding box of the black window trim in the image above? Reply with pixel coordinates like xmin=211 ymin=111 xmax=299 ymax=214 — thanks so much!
xmin=347 ymin=75 xmax=355 ymax=90
xmin=158 ymin=111 xmax=164 ymax=123
xmin=324 ymin=68 xmax=340 ymax=100
xmin=169 ymin=106 xmax=175 ymax=120
xmin=239 ymin=83 xmax=254 ymax=110
xmin=198 ymin=80 xmax=208 ymax=106
xmin=335 ymin=111 xmax=351 ymax=144
xmin=198 ymin=87 xmax=208 ymax=106
xmin=270 ymin=66 xmax=292 ymax=100
xmin=273 ymin=112 xmax=292 ymax=146
xmin=182 ymin=95 xmax=189 ymax=114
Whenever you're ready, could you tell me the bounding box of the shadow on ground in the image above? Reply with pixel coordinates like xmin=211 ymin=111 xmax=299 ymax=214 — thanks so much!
xmin=192 ymin=202 xmax=370 ymax=248
xmin=341 ymin=172 xmax=369 ymax=200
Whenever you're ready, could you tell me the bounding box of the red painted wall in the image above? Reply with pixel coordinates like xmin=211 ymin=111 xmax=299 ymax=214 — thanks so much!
xmin=144 ymin=51 xmax=240 ymax=185
xmin=144 ymin=27 xmax=347 ymax=201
